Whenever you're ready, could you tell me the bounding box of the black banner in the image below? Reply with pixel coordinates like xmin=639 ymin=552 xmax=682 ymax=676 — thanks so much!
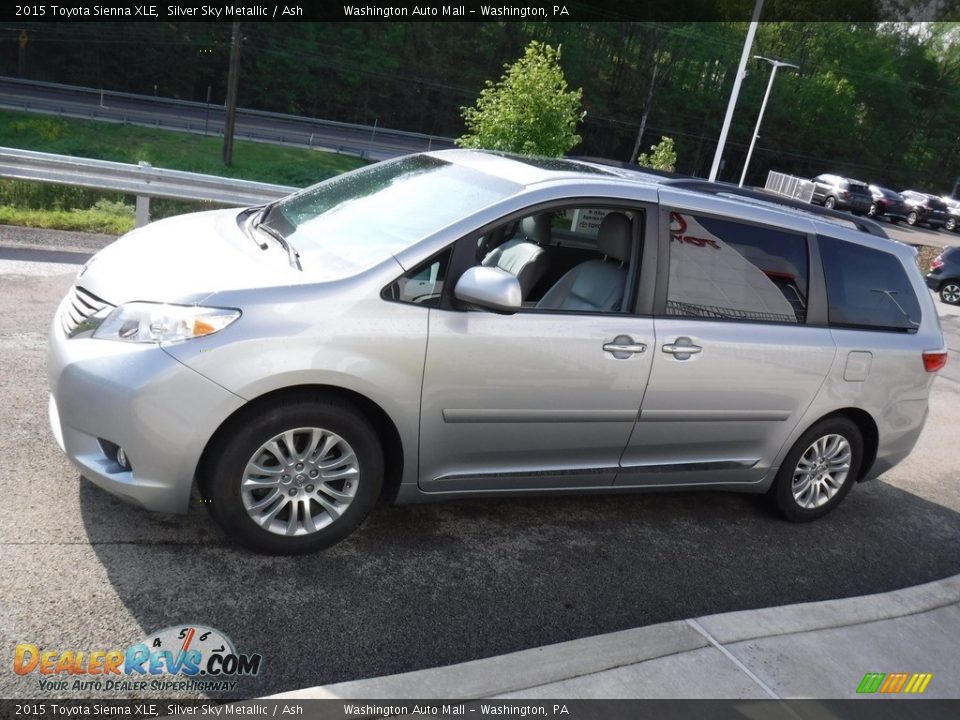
xmin=3 ymin=699 xmax=960 ymax=720
xmin=1 ymin=0 xmax=959 ymax=23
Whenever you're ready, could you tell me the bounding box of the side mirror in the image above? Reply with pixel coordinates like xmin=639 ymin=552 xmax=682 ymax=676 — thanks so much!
xmin=454 ymin=266 xmax=522 ymax=314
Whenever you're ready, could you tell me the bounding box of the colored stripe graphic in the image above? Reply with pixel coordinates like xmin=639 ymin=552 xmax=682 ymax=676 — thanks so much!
xmin=857 ymin=673 xmax=885 ymax=693
xmin=857 ymin=672 xmax=932 ymax=694
xmin=904 ymin=673 xmax=934 ymax=694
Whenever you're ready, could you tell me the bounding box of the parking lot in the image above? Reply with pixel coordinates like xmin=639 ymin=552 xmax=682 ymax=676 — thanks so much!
xmin=1 ymin=226 xmax=959 ymax=700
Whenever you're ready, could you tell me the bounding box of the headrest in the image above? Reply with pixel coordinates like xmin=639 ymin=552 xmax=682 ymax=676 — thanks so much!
xmin=520 ymin=214 xmax=552 ymax=245
xmin=597 ymin=212 xmax=631 ymax=263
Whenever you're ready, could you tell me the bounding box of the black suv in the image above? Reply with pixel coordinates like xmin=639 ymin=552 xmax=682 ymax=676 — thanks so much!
xmin=942 ymin=196 xmax=960 ymax=233
xmin=811 ymin=174 xmax=873 ymax=214
xmin=867 ymin=185 xmax=908 ymax=223
xmin=901 ymin=190 xmax=948 ymax=229
xmin=925 ymin=246 xmax=960 ymax=304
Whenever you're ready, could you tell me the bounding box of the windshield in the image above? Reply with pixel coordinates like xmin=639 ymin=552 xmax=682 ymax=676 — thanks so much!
xmin=262 ymin=155 xmax=520 ymax=276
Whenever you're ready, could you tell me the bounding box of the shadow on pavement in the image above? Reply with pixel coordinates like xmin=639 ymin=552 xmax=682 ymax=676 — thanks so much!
xmin=80 ymin=474 xmax=960 ymax=697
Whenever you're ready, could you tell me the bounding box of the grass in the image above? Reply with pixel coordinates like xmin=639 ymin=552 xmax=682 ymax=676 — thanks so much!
xmin=0 ymin=111 xmax=368 ymax=233
xmin=0 ymin=204 xmax=135 ymax=235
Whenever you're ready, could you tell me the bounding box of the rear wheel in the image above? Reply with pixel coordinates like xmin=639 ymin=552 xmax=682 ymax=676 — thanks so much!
xmin=945 ymin=217 xmax=957 ymax=232
xmin=824 ymin=196 xmax=836 ymax=209
xmin=940 ymin=282 xmax=960 ymax=305
xmin=202 ymin=398 xmax=383 ymax=554
xmin=771 ymin=417 xmax=863 ymax=522
xmin=867 ymin=203 xmax=878 ymax=217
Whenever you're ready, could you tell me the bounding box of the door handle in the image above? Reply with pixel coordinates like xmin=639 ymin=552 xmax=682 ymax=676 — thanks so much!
xmin=662 ymin=337 xmax=702 ymax=360
xmin=603 ymin=335 xmax=646 ymax=359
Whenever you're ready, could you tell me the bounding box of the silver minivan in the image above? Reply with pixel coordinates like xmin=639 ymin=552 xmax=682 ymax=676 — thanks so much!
xmin=48 ymin=151 xmax=948 ymax=553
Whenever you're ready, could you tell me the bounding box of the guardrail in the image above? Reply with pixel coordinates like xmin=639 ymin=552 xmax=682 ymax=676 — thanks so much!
xmin=0 ymin=76 xmax=456 ymax=161
xmin=0 ymin=146 xmax=297 ymax=227
xmin=765 ymin=171 xmax=814 ymax=204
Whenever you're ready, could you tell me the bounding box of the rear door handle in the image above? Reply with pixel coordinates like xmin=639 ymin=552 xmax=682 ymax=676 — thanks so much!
xmin=662 ymin=337 xmax=702 ymax=360
xmin=603 ymin=335 xmax=646 ymax=359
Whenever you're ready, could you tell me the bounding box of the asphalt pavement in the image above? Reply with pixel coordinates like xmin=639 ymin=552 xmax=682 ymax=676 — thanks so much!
xmin=0 ymin=225 xmax=958 ymax=701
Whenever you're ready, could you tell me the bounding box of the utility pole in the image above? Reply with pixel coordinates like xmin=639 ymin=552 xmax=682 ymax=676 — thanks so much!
xmin=222 ymin=22 xmax=242 ymax=166
xmin=708 ymin=0 xmax=764 ymax=182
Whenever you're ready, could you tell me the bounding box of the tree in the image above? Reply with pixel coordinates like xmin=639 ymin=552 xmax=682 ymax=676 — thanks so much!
xmin=637 ymin=136 xmax=677 ymax=172
xmin=456 ymin=41 xmax=584 ymax=156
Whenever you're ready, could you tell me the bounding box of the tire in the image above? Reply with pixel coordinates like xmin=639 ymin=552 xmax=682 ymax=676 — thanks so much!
xmin=824 ymin=196 xmax=836 ymax=209
xmin=945 ymin=217 xmax=957 ymax=232
xmin=867 ymin=203 xmax=878 ymax=217
xmin=907 ymin=211 xmax=919 ymax=226
xmin=940 ymin=281 xmax=960 ymax=305
xmin=771 ymin=417 xmax=863 ymax=522
xmin=202 ymin=397 xmax=384 ymax=554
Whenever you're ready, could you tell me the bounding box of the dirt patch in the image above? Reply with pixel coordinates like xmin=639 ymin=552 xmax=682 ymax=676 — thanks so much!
xmin=916 ymin=245 xmax=941 ymax=273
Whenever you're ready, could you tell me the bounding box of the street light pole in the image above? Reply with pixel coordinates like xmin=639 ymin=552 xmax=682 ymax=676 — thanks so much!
xmin=708 ymin=0 xmax=764 ymax=182
xmin=738 ymin=57 xmax=799 ymax=188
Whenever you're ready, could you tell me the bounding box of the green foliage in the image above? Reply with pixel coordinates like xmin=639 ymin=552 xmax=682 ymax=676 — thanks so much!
xmin=0 ymin=205 xmax=135 ymax=235
xmin=637 ymin=136 xmax=677 ymax=172
xmin=456 ymin=41 xmax=584 ymax=157
xmin=0 ymin=109 xmax=367 ymax=233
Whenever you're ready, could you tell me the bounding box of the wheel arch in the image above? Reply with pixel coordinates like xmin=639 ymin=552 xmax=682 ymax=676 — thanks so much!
xmin=809 ymin=407 xmax=879 ymax=482
xmin=196 ymin=384 xmax=405 ymax=504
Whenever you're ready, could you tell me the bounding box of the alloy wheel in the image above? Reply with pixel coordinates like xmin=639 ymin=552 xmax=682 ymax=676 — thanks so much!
xmin=942 ymin=283 xmax=960 ymax=304
xmin=791 ymin=434 xmax=851 ymax=509
xmin=240 ymin=427 xmax=360 ymax=536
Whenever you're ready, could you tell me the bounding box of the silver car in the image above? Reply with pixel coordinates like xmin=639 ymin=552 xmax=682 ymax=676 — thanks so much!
xmin=48 ymin=151 xmax=948 ymax=554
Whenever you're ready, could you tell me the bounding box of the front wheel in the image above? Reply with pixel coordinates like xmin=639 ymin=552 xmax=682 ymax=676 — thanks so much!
xmin=940 ymin=282 xmax=960 ymax=305
xmin=907 ymin=210 xmax=919 ymax=226
xmin=771 ymin=417 xmax=863 ymax=522
xmin=824 ymin=196 xmax=836 ymax=209
xmin=945 ymin=217 xmax=957 ymax=232
xmin=202 ymin=398 xmax=384 ymax=554
xmin=867 ymin=203 xmax=878 ymax=217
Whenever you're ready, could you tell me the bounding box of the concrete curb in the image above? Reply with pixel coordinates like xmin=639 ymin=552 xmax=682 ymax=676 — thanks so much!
xmin=270 ymin=573 xmax=960 ymax=700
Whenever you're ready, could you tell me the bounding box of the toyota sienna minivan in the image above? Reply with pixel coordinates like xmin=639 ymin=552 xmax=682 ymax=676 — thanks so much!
xmin=48 ymin=151 xmax=947 ymax=554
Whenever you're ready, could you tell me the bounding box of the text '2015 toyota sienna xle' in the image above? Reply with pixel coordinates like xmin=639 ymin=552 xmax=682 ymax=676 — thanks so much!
xmin=48 ymin=151 xmax=948 ymax=554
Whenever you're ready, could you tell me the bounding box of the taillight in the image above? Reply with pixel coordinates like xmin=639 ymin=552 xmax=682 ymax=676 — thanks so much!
xmin=923 ymin=351 xmax=948 ymax=373
xmin=931 ymin=257 xmax=944 ymax=270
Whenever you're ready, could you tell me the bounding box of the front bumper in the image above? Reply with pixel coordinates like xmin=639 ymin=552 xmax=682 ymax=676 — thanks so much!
xmin=925 ymin=272 xmax=942 ymax=290
xmin=47 ymin=315 xmax=245 ymax=513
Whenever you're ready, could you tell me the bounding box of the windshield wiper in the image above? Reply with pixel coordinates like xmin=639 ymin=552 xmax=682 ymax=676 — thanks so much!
xmin=253 ymin=204 xmax=301 ymax=270
xmin=871 ymin=289 xmax=920 ymax=327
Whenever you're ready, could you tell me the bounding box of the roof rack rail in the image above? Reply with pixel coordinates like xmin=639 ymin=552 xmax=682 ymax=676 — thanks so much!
xmin=662 ymin=179 xmax=890 ymax=239
xmin=570 ymin=156 xmax=890 ymax=240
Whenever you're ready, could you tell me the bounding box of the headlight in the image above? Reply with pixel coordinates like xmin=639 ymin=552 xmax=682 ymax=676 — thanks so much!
xmin=92 ymin=302 xmax=241 ymax=344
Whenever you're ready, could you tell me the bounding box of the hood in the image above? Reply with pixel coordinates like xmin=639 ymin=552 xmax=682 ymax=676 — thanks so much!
xmin=76 ymin=209 xmax=300 ymax=305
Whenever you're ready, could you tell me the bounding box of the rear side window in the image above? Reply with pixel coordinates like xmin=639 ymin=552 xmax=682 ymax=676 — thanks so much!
xmin=665 ymin=213 xmax=809 ymax=324
xmin=819 ymin=236 xmax=921 ymax=332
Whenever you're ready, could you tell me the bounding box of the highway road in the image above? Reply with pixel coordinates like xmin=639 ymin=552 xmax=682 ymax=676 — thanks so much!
xmin=0 ymin=225 xmax=958 ymax=701
xmin=0 ymin=76 xmax=456 ymax=161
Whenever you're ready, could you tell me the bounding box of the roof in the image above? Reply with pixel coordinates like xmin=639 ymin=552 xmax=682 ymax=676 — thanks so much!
xmin=432 ymin=149 xmax=889 ymax=241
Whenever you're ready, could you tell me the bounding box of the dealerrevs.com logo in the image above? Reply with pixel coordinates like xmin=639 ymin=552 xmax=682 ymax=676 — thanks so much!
xmin=14 ymin=625 xmax=263 ymax=693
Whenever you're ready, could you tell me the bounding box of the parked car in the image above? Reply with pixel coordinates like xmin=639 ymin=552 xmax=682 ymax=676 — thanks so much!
xmin=941 ymin=196 xmax=960 ymax=232
xmin=900 ymin=190 xmax=948 ymax=229
xmin=810 ymin=174 xmax=873 ymax=214
xmin=48 ymin=151 xmax=947 ymax=554
xmin=925 ymin=246 xmax=960 ymax=304
xmin=867 ymin=185 xmax=908 ymax=223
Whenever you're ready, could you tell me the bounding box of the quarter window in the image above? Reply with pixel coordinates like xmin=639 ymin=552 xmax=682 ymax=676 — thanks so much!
xmin=819 ymin=236 xmax=921 ymax=332
xmin=382 ymin=250 xmax=450 ymax=307
xmin=665 ymin=213 xmax=809 ymax=324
